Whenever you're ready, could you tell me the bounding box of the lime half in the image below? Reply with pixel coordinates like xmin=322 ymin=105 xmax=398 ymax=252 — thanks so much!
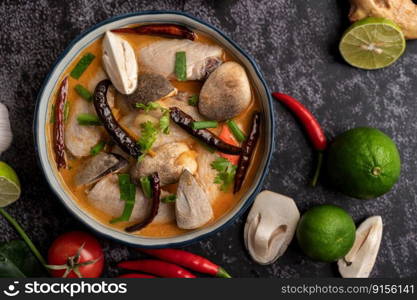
xmin=0 ymin=162 xmax=21 ymax=207
xmin=339 ymin=17 xmax=406 ymax=70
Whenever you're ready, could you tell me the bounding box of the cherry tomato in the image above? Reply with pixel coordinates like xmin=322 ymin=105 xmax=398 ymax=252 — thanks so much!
xmin=47 ymin=231 xmax=104 ymax=278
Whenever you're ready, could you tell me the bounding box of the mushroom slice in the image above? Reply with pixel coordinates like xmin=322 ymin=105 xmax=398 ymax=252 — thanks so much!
xmin=102 ymin=31 xmax=138 ymax=95
xmin=126 ymin=73 xmax=177 ymax=106
xmin=176 ymin=169 xmax=213 ymax=229
xmin=244 ymin=191 xmax=300 ymax=265
xmin=338 ymin=216 xmax=383 ymax=278
xmin=74 ymin=152 xmax=128 ymax=187
xmin=199 ymin=61 xmax=251 ymax=121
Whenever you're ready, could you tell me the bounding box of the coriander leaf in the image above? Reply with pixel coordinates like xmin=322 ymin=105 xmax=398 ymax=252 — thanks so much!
xmin=135 ymin=102 xmax=162 ymax=112
xmin=188 ymin=95 xmax=199 ymax=106
xmin=159 ymin=110 xmax=170 ymax=134
xmin=137 ymin=121 xmax=159 ymax=161
xmin=161 ymin=194 xmax=176 ymax=203
xmin=211 ymin=157 xmax=237 ymax=191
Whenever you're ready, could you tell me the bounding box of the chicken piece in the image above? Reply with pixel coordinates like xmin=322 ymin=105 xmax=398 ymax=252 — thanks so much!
xmin=195 ymin=144 xmax=221 ymax=204
xmin=65 ymin=98 xmax=102 ymax=157
xmin=138 ymin=39 xmax=223 ymax=80
xmin=74 ymin=152 xmax=127 ymax=186
xmin=87 ymin=174 xmax=150 ymax=222
xmin=176 ymin=170 xmax=213 ymax=229
xmin=131 ymin=142 xmax=197 ymax=186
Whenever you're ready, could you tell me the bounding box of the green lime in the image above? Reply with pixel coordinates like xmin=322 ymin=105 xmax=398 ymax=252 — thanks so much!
xmin=296 ymin=205 xmax=356 ymax=262
xmin=0 ymin=162 xmax=21 ymax=207
xmin=339 ymin=17 xmax=406 ymax=70
xmin=327 ymin=127 xmax=401 ymax=200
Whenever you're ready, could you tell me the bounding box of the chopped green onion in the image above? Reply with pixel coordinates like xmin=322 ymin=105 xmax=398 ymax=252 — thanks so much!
xmin=188 ymin=95 xmax=199 ymax=106
xmin=76 ymin=113 xmax=101 ymax=126
xmin=90 ymin=141 xmax=105 ymax=156
xmin=140 ymin=176 xmax=152 ymax=198
xmin=191 ymin=121 xmax=218 ymax=130
xmin=159 ymin=110 xmax=170 ymax=134
xmin=226 ymin=120 xmax=246 ymax=142
xmin=64 ymin=101 xmax=70 ymax=122
xmin=110 ymin=174 xmax=136 ymax=224
xmin=70 ymin=53 xmax=95 ymax=79
xmin=161 ymin=194 xmax=176 ymax=203
xmin=175 ymin=51 xmax=187 ymax=81
xmin=50 ymin=104 xmax=55 ymax=123
xmin=75 ymin=84 xmax=93 ymax=102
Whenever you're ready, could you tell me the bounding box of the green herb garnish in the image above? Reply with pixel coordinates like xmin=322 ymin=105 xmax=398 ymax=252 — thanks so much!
xmin=136 ymin=102 xmax=162 ymax=112
xmin=161 ymin=194 xmax=176 ymax=203
xmin=192 ymin=121 xmax=218 ymax=130
xmin=50 ymin=104 xmax=55 ymax=123
xmin=137 ymin=121 xmax=159 ymax=161
xmin=76 ymin=113 xmax=101 ymax=126
xmin=90 ymin=141 xmax=105 ymax=156
xmin=211 ymin=157 xmax=237 ymax=192
xmin=159 ymin=110 xmax=170 ymax=134
xmin=140 ymin=176 xmax=152 ymax=198
xmin=175 ymin=51 xmax=187 ymax=81
xmin=70 ymin=53 xmax=95 ymax=79
xmin=226 ymin=120 xmax=246 ymax=142
xmin=188 ymin=95 xmax=199 ymax=106
xmin=110 ymin=174 xmax=136 ymax=224
xmin=75 ymin=84 xmax=93 ymax=102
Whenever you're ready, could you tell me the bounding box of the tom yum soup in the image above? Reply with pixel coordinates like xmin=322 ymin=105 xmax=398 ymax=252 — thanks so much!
xmin=48 ymin=24 xmax=263 ymax=237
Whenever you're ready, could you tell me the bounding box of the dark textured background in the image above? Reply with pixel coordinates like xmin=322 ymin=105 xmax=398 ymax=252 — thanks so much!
xmin=0 ymin=0 xmax=416 ymax=278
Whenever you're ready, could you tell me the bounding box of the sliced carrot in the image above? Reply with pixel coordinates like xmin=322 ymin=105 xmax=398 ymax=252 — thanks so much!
xmin=218 ymin=124 xmax=240 ymax=165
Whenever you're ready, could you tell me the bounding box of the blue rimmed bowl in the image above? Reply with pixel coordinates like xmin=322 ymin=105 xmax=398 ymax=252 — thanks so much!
xmin=34 ymin=11 xmax=274 ymax=248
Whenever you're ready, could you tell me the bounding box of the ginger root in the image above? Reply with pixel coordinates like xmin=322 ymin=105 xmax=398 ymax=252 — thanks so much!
xmin=349 ymin=0 xmax=417 ymax=39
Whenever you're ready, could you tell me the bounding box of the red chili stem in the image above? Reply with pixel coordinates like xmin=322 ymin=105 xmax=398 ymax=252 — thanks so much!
xmin=117 ymin=259 xmax=196 ymax=278
xmin=272 ymin=93 xmax=327 ymax=151
xmin=53 ymin=77 xmax=68 ymax=169
xmin=117 ymin=273 xmax=156 ymax=278
xmin=140 ymin=249 xmax=231 ymax=278
xmin=112 ymin=24 xmax=195 ymax=40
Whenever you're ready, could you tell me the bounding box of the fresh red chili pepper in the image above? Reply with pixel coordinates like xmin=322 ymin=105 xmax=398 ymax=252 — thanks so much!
xmin=117 ymin=259 xmax=196 ymax=278
xmin=140 ymin=249 xmax=231 ymax=278
xmin=272 ymin=92 xmax=327 ymax=187
xmin=53 ymin=76 xmax=68 ymax=169
xmin=218 ymin=124 xmax=240 ymax=165
xmin=117 ymin=273 xmax=156 ymax=278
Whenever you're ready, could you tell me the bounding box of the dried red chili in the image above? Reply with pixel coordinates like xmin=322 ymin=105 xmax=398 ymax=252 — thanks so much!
xmin=53 ymin=76 xmax=68 ymax=169
xmin=93 ymin=80 xmax=142 ymax=158
xmin=125 ymin=173 xmax=160 ymax=233
xmin=234 ymin=112 xmax=261 ymax=193
xmin=272 ymin=92 xmax=327 ymax=187
xmin=112 ymin=24 xmax=195 ymax=40
xmin=170 ymin=107 xmax=241 ymax=155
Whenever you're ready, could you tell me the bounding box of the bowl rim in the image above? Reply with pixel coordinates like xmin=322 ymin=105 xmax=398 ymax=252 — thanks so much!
xmin=33 ymin=10 xmax=275 ymax=248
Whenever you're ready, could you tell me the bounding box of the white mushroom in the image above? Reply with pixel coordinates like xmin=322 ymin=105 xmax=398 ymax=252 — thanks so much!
xmin=102 ymin=31 xmax=138 ymax=95
xmin=176 ymin=169 xmax=213 ymax=229
xmin=0 ymin=103 xmax=12 ymax=156
xmin=338 ymin=216 xmax=383 ymax=278
xmin=244 ymin=191 xmax=300 ymax=265
xmin=199 ymin=62 xmax=251 ymax=121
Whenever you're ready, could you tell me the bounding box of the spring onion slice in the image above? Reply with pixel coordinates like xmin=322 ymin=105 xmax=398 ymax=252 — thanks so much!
xmin=75 ymin=84 xmax=93 ymax=102
xmin=188 ymin=95 xmax=199 ymax=106
xmin=110 ymin=174 xmax=136 ymax=224
xmin=226 ymin=120 xmax=246 ymax=142
xmin=191 ymin=121 xmax=218 ymax=130
xmin=70 ymin=53 xmax=95 ymax=79
xmin=90 ymin=141 xmax=105 ymax=156
xmin=50 ymin=104 xmax=55 ymax=123
xmin=161 ymin=194 xmax=176 ymax=203
xmin=175 ymin=51 xmax=187 ymax=81
xmin=76 ymin=113 xmax=101 ymax=126
xmin=140 ymin=176 xmax=152 ymax=198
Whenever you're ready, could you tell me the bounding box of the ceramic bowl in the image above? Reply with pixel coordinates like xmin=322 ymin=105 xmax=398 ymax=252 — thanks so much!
xmin=34 ymin=11 xmax=274 ymax=247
